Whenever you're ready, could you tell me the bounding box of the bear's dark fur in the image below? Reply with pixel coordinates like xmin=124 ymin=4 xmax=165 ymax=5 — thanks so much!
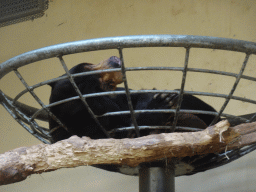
xmin=49 ymin=56 xmax=219 ymax=143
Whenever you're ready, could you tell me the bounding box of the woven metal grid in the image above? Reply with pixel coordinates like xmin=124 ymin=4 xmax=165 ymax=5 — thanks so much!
xmin=0 ymin=35 xmax=256 ymax=147
xmin=0 ymin=0 xmax=49 ymax=28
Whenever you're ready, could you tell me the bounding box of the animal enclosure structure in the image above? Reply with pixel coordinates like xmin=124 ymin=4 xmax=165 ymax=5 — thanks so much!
xmin=0 ymin=35 xmax=256 ymax=191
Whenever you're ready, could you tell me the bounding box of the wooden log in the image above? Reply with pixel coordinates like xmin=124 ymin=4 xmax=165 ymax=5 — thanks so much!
xmin=1 ymin=120 xmax=256 ymax=186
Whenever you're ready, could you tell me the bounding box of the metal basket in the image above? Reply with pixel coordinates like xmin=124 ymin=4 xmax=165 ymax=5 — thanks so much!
xmin=1 ymin=36 xmax=256 ymax=189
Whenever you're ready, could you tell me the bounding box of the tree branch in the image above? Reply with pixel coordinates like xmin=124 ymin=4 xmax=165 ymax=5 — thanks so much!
xmin=1 ymin=120 xmax=256 ymax=186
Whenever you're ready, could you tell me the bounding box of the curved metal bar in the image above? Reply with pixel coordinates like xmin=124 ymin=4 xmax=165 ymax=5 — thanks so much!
xmin=249 ymin=113 xmax=256 ymax=123
xmin=9 ymin=66 xmax=256 ymax=113
xmin=13 ymin=69 xmax=68 ymax=132
xmin=185 ymin=144 xmax=256 ymax=176
xmin=0 ymin=91 xmax=50 ymax=143
xmin=118 ymin=48 xmax=140 ymax=137
xmin=126 ymin=67 xmax=256 ymax=82
xmin=13 ymin=69 xmax=48 ymax=133
xmin=109 ymin=125 xmax=204 ymax=133
xmin=57 ymin=55 xmax=110 ymax=138
xmin=7 ymin=65 xmax=256 ymax=120
xmin=1 ymin=35 xmax=256 ymax=79
xmin=12 ymin=68 xmax=122 ymax=103
xmin=12 ymin=67 xmax=256 ymax=101
xmin=0 ymin=92 xmax=48 ymax=121
xmin=172 ymin=48 xmax=190 ymax=131
xmin=210 ymin=53 xmax=251 ymax=125
xmin=101 ymin=109 xmax=248 ymax=122
xmin=15 ymin=88 xmax=256 ymax=123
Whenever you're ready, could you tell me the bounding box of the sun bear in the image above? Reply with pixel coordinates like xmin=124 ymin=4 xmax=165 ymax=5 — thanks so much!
xmin=48 ymin=56 xmax=219 ymax=142
xmin=48 ymin=56 xmax=221 ymax=175
xmin=48 ymin=56 xmax=129 ymax=141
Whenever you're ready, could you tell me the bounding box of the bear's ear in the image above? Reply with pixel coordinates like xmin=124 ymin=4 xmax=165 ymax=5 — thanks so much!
xmin=48 ymin=81 xmax=56 ymax=88
xmin=47 ymin=63 xmax=95 ymax=89
xmin=48 ymin=73 xmax=67 ymax=88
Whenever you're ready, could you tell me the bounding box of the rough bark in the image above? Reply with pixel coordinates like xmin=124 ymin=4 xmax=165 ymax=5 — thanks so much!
xmin=1 ymin=120 xmax=256 ymax=186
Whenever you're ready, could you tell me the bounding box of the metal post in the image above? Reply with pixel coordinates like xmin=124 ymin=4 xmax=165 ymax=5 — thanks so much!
xmin=139 ymin=165 xmax=175 ymax=192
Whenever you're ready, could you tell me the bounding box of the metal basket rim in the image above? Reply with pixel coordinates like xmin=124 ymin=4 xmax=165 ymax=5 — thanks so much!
xmin=1 ymin=35 xmax=256 ymax=144
xmin=1 ymin=34 xmax=256 ymax=79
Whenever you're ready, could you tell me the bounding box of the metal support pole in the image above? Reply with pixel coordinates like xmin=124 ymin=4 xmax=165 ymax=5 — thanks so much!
xmin=139 ymin=165 xmax=175 ymax=192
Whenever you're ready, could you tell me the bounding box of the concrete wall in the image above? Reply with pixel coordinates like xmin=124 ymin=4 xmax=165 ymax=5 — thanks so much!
xmin=0 ymin=0 xmax=256 ymax=191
